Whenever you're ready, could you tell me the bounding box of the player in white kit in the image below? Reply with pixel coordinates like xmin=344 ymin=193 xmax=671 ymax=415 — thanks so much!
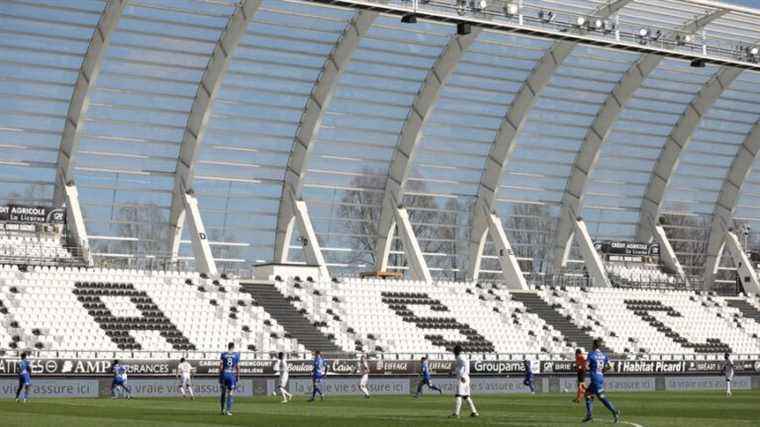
xmin=722 ymin=352 xmax=735 ymax=397
xmin=275 ymin=352 xmax=292 ymax=403
xmin=177 ymin=358 xmax=195 ymax=400
xmin=450 ymin=345 xmax=479 ymax=418
xmin=358 ymin=354 xmax=370 ymax=399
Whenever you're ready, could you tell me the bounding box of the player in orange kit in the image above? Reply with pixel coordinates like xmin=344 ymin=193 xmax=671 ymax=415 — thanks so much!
xmin=574 ymin=348 xmax=588 ymax=403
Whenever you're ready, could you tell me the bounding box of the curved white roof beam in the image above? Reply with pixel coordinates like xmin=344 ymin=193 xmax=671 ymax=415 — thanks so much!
xmin=704 ymin=120 xmax=760 ymax=285
xmin=374 ymin=28 xmax=482 ymax=272
xmin=53 ymin=0 xmax=129 ymax=206
xmin=273 ymin=10 xmax=379 ymax=264
xmin=552 ymin=10 xmax=730 ymax=268
xmin=466 ymin=3 xmax=631 ymax=279
xmin=636 ymin=66 xmax=742 ymax=242
xmin=168 ymin=0 xmax=262 ymax=260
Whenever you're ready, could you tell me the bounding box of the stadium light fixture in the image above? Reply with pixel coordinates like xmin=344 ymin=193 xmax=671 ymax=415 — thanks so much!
xmin=575 ymin=16 xmax=587 ymax=28
xmin=638 ymin=28 xmax=649 ymax=44
xmin=503 ymin=1 xmax=519 ymax=17
xmin=690 ymin=58 xmax=706 ymax=68
xmin=470 ymin=0 xmax=487 ymax=11
xmin=401 ymin=13 xmax=417 ymax=24
xmin=675 ymin=33 xmax=694 ymax=46
xmin=457 ymin=0 xmax=466 ymax=15
xmin=538 ymin=9 xmax=554 ymax=23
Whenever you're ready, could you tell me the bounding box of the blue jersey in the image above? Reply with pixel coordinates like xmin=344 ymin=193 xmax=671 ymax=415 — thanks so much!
xmin=523 ymin=361 xmax=533 ymax=378
xmin=421 ymin=360 xmax=431 ymax=380
xmin=313 ymin=356 xmax=326 ymax=379
xmin=18 ymin=360 xmax=30 ymax=376
xmin=113 ymin=364 xmax=127 ymax=379
xmin=221 ymin=352 xmax=240 ymax=373
xmin=587 ymin=350 xmax=609 ymax=386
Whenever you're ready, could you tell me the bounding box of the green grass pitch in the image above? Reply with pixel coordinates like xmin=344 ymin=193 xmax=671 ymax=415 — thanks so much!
xmin=1 ymin=391 xmax=758 ymax=426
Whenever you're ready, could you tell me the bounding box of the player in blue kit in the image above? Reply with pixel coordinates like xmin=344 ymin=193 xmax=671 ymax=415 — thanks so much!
xmin=111 ymin=360 xmax=132 ymax=399
xmin=522 ymin=359 xmax=535 ymax=394
xmin=414 ymin=356 xmax=442 ymax=398
xmin=309 ymin=350 xmax=327 ymax=402
xmin=15 ymin=352 xmax=31 ymax=403
xmin=583 ymin=339 xmax=620 ymax=423
xmin=219 ymin=342 xmax=240 ymax=416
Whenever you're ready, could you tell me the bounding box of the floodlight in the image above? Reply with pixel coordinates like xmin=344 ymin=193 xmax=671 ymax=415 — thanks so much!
xmin=639 ymin=28 xmax=649 ymax=38
xmin=470 ymin=0 xmax=486 ymax=11
xmin=576 ymin=16 xmax=586 ymax=27
xmin=504 ymin=2 xmax=519 ymax=16
xmin=538 ymin=9 xmax=554 ymax=23
xmin=751 ymin=47 xmax=760 ymax=56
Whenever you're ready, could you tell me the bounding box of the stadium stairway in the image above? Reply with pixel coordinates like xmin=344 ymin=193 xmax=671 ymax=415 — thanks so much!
xmin=242 ymin=282 xmax=341 ymax=353
xmin=510 ymin=292 xmax=601 ymax=351
xmin=726 ymin=299 xmax=760 ymax=325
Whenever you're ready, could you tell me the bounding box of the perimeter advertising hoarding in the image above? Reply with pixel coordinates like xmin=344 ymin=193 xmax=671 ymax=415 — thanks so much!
xmin=1 ymin=358 xmax=756 ymax=377
xmin=121 ymin=378 xmax=254 ymax=398
xmin=0 ymin=378 xmax=99 ymax=399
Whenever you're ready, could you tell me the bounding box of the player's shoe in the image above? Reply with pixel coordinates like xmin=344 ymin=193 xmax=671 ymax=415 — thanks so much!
xmin=582 ymin=415 xmax=593 ymax=423
xmin=470 ymin=413 xmax=479 ymax=418
xmin=225 ymin=411 xmax=232 ymax=416
xmin=364 ymin=395 xmax=370 ymax=399
xmin=448 ymin=414 xmax=460 ymax=418
xmin=438 ymin=389 xmax=443 ymax=395
xmin=14 ymin=398 xmax=19 ymax=403
xmin=613 ymin=409 xmax=621 ymax=424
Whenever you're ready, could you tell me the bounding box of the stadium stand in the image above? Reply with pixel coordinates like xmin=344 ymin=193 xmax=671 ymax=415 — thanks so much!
xmin=604 ymin=262 xmax=680 ymax=289
xmin=0 ymin=265 xmax=303 ymax=355
xmin=0 ymin=233 xmax=77 ymax=267
xmin=5 ymin=265 xmax=760 ymax=357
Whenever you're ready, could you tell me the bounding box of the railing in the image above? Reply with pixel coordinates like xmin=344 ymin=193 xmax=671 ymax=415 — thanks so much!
xmin=0 ymin=243 xmax=88 ymax=268
xmin=367 ymin=0 xmax=760 ymax=68
xmin=0 ymin=348 xmax=755 ymax=362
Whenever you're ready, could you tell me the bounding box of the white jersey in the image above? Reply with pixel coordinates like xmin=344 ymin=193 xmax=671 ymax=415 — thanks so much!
xmin=455 ymin=354 xmax=470 ymax=380
xmin=723 ymin=358 xmax=735 ymax=379
xmin=276 ymin=359 xmax=289 ymax=378
xmin=359 ymin=359 xmax=369 ymax=375
xmin=178 ymin=362 xmax=193 ymax=378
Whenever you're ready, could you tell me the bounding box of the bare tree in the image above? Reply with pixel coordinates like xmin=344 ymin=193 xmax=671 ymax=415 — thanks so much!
xmin=503 ymin=203 xmax=557 ymax=274
xmin=336 ymin=167 xmax=456 ymax=277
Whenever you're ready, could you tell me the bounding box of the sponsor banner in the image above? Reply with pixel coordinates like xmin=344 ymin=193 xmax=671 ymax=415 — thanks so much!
xmin=2 ymin=357 xmax=758 ymax=377
xmin=287 ymin=377 xmax=408 ymax=395
xmin=0 ymin=378 xmax=98 ymax=399
xmin=0 ymin=205 xmax=65 ymax=224
xmin=613 ymin=360 xmax=686 ymax=374
xmin=122 ymin=378 xmax=253 ymax=398
xmin=559 ymin=376 xmax=655 ymax=392
xmin=470 ymin=360 xmax=526 ymax=375
xmin=595 ymin=241 xmax=659 ymax=257
xmin=665 ymin=376 xmax=751 ymax=391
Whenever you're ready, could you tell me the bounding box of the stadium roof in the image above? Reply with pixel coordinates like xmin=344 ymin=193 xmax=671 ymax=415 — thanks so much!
xmin=3 ymin=0 xmax=760 ymax=285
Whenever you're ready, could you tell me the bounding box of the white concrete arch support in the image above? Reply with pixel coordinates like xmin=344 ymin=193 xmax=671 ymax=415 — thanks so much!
xmin=54 ymin=0 xmax=128 ymax=205
xmin=553 ymin=10 xmax=732 ymax=277
xmin=465 ymin=40 xmax=575 ymax=282
xmin=273 ymin=10 xmax=379 ymax=268
xmin=168 ymin=0 xmax=262 ymax=275
xmin=704 ymin=119 xmax=760 ymax=288
xmin=637 ymin=66 xmax=742 ymax=242
xmin=551 ymin=54 xmax=663 ymax=269
xmin=53 ymin=0 xmax=128 ymax=265
xmin=373 ymin=28 xmax=482 ymax=280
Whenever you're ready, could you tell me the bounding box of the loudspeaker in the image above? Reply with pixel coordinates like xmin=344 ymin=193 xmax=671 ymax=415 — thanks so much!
xmin=457 ymin=22 xmax=471 ymax=35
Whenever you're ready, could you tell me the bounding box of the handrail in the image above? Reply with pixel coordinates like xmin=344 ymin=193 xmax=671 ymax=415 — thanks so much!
xmin=1 ymin=348 xmax=755 ymax=362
